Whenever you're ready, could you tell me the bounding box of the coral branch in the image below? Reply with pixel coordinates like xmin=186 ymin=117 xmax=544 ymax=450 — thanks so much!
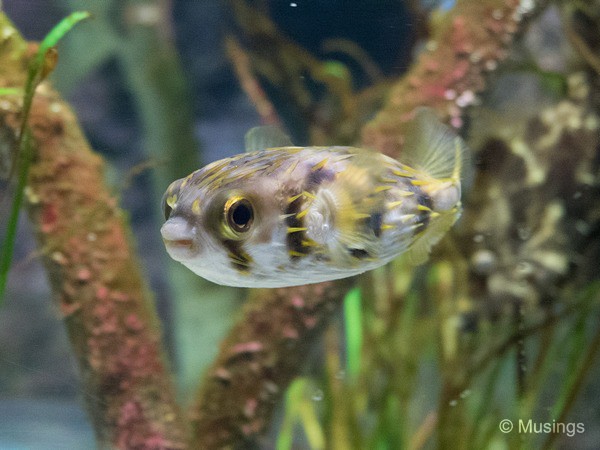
xmin=189 ymin=280 xmax=352 ymax=448
xmin=362 ymin=0 xmax=544 ymax=158
xmin=0 ymin=13 xmax=187 ymax=449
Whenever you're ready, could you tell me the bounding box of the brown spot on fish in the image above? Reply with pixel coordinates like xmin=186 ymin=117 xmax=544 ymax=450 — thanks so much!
xmin=369 ymin=212 xmax=383 ymax=238
xmin=306 ymin=167 xmax=335 ymax=188
xmin=415 ymin=190 xmax=433 ymax=231
xmin=222 ymin=239 xmax=253 ymax=273
xmin=285 ymin=194 xmax=309 ymax=260
xmin=349 ymin=248 xmax=371 ymax=259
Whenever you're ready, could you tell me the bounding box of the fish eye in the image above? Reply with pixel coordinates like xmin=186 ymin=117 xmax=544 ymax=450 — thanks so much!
xmin=224 ymin=196 xmax=254 ymax=236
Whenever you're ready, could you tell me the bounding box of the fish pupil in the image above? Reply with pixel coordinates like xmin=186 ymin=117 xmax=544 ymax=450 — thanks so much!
xmin=229 ymin=199 xmax=253 ymax=231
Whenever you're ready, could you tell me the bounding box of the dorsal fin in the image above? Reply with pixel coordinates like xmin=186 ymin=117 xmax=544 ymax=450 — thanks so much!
xmin=401 ymin=108 xmax=473 ymax=188
xmin=244 ymin=125 xmax=293 ymax=152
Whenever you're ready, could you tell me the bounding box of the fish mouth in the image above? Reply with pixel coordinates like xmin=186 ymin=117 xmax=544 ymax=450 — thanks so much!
xmin=161 ymin=217 xmax=196 ymax=261
xmin=162 ymin=238 xmax=194 ymax=248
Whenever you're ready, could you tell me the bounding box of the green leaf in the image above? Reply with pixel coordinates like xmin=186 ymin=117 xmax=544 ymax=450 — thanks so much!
xmin=0 ymin=88 xmax=22 ymax=96
xmin=0 ymin=11 xmax=91 ymax=304
xmin=344 ymin=287 xmax=363 ymax=381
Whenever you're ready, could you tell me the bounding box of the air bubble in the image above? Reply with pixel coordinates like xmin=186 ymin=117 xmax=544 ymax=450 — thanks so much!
xmin=471 ymin=250 xmax=496 ymax=276
xmin=517 ymin=226 xmax=531 ymax=240
xmin=312 ymin=389 xmax=324 ymax=401
xmin=515 ymin=261 xmax=533 ymax=277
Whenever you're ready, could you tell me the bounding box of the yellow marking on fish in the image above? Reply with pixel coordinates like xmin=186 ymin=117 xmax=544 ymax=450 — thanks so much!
xmin=285 ymin=159 xmax=300 ymax=176
xmin=166 ymin=195 xmax=177 ymax=208
xmin=392 ymin=168 xmax=413 ymax=177
xmin=374 ymin=185 xmax=393 ymax=193
xmin=239 ymin=171 xmax=257 ymax=180
xmin=312 ymin=158 xmax=329 ymax=171
xmin=288 ymin=250 xmax=306 ymax=257
xmin=181 ymin=173 xmax=194 ymax=189
xmin=192 ymin=199 xmax=201 ymax=215
xmin=410 ymin=179 xmax=430 ymax=186
xmin=380 ymin=177 xmax=398 ymax=184
xmin=417 ymin=205 xmax=433 ymax=212
xmin=227 ymin=252 xmax=252 ymax=266
xmin=287 ymin=227 xmax=308 ymax=233
xmin=296 ymin=208 xmax=309 ymax=219
xmin=387 ymin=200 xmax=404 ymax=209
xmin=398 ymin=191 xmax=416 ymax=197
xmin=287 ymin=191 xmax=316 ymax=203
xmin=402 ymin=214 xmax=416 ymax=222
xmin=301 ymin=239 xmax=319 ymax=247
xmin=353 ymin=213 xmax=371 ymax=219
xmin=287 ymin=193 xmax=303 ymax=203
xmin=381 ymin=224 xmax=394 ymax=231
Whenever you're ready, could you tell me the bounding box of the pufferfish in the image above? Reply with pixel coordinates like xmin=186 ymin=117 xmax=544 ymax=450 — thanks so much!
xmin=161 ymin=109 xmax=471 ymax=288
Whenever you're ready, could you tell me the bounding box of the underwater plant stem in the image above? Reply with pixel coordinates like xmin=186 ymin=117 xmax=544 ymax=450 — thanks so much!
xmin=188 ymin=280 xmax=353 ymax=448
xmin=542 ymin=312 xmax=600 ymax=449
xmin=117 ymin=9 xmax=199 ymax=189
xmin=0 ymin=130 xmax=32 ymax=301
xmin=467 ymin=286 xmax=599 ymax=382
xmin=343 ymin=287 xmax=363 ymax=382
xmin=226 ymin=35 xmax=281 ymax=126
xmin=0 ymin=13 xmax=188 ymax=448
xmin=0 ymin=11 xmax=90 ymax=303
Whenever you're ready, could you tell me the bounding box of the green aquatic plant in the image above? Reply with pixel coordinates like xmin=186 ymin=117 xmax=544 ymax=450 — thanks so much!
xmin=0 ymin=11 xmax=90 ymax=302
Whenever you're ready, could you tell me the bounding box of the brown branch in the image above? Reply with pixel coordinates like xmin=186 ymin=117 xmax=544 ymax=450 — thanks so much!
xmin=562 ymin=7 xmax=600 ymax=75
xmin=189 ymin=280 xmax=353 ymax=448
xmin=225 ymin=35 xmax=281 ymax=126
xmin=362 ymin=0 xmax=544 ymax=158
xmin=0 ymin=14 xmax=187 ymax=449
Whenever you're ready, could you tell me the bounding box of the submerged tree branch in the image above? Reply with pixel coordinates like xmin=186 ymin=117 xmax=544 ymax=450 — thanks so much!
xmin=189 ymin=280 xmax=352 ymax=448
xmin=0 ymin=13 xmax=187 ymax=448
xmin=362 ymin=0 xmax=543 ymax=158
